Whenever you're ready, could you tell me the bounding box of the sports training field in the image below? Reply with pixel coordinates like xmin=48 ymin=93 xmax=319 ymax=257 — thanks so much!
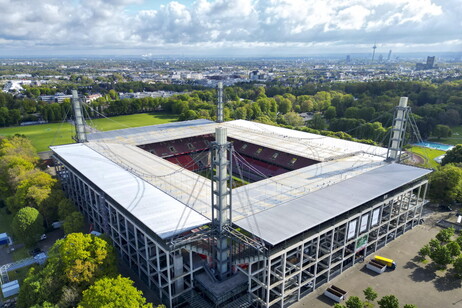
xmin=0 ymin=112 xmax=178 ymax=152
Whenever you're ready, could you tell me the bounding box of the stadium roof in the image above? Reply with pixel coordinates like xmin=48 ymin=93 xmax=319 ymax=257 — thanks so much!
xmin=51 ymin=119 xmax=429 ymax=246
xmin=234 ymin=163 xmax=431 ymax=245
xmin=51 ymin=143 xmax=210 ymax=240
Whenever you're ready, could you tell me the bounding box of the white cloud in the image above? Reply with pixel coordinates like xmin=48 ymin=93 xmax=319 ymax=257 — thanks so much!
xmin=0 ymin=0 xmax=459 ymax=54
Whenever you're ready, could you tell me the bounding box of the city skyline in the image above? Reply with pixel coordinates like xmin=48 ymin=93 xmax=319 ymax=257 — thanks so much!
xmin=0 ymin=0 xmax=461 ymax=57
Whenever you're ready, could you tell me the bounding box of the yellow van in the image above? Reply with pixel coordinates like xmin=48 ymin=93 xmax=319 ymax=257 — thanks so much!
xmin=374 ymin=256 xmax=396 ymax=270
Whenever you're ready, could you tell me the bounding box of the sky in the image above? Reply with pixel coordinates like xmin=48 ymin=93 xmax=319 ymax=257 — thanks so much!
xmin=0 ymin=0 xmax=461 ymax=57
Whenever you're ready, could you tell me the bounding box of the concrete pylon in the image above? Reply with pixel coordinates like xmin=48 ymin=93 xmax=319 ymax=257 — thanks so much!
xmin=387 ymin=97 xmax=410 ymax=162
xmin=71 ymin=90 xmax=87 ymax=143
xmin=211 ymin=127 xmax=232 ymax=280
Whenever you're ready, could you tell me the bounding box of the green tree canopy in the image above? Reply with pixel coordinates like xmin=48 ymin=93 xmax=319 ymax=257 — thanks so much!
xmin=308 ymin=113 xmax=327 ymax=130
xmin=12 ymin=206 xmax=44 ymax=247
xmin=436 ymin=227 xmax=455 ymax=244
xmin=283 ymin=112 xmax=305 ymax=126
xmin=378 ymin=295 xmax=400 ymax=308
xmin=428 ymin=164 xmax=462 ymax=204
xmin=18 ymin=233 xmax=118 ymax=308
xmin=432 ymin=124 xmax=452 ymax=139
xmin=7 ymin=169 xmax=56 ymax=213
xmin=429 ymin=244 xmax=453 ymax=268
xmin=363 ymin=287 xmax=378 ymax=302
xmin=442 ymin=145 xmax=462 ymax=166
xmin=63 ymin=211 xmax=85 ymax=234
xmin=57 ymin=233 xmax=117 ymax=285
xmin=453 ymin=256 xmax=462 ymax=278
xmin=78 ymin=275 xmax=152 ymax=308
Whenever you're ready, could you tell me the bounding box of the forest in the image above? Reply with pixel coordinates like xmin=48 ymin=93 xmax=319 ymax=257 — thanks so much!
xmin=1 ymin=79 xmax=461 ymax=146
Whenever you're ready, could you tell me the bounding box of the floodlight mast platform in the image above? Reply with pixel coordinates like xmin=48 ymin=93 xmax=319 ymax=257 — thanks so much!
xmin=71 ymin=90 xmax=87 ymax=143
xmin=387 ymin=97 xmax=410 ymax=162
xmin=211 ymin=127 xmax=233 ymax=280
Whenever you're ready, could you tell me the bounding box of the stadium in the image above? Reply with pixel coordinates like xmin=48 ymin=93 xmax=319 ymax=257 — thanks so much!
xmin=51 ymin=95 xmax=431 ymax=307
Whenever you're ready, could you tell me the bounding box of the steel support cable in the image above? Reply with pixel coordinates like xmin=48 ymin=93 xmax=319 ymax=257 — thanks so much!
xmin=82 ymin=102 xmax=133 ymax=130
xmin=233 ymin=151 xmax=265 ymax=247
xmin=50 ymin=105 xmax=71 ymax=147
xmin=171 ymin=173 xmax=208 ymax=245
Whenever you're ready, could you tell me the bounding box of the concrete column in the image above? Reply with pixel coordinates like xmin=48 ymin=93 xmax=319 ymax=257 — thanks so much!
xmin=388 ymin=97 xmax=409 ymax=161
xmin=71 ymin=90 xmax=87 ymax=143
xmin=217 ymin=82 xmax=224 ymax=123
xmin=174 ymin=253 xmax=184 ymax=293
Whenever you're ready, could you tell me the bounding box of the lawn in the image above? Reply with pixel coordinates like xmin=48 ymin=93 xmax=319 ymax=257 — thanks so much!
xmin=428 ymin=125 xmax=462 ymax=146
xmin=406 ymin=146 xmax=445 ymax=169
xmin=88 ymin=112 xmax=178 ymax=131
xmin=0 ymin=112 xmax=178 ymax=152
xmin=0 ymin=122 xmax=75 ymax=153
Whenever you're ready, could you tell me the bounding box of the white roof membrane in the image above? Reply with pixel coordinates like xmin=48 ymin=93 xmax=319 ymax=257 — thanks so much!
xmin=51 ymin=143 xmax=210 ymax=239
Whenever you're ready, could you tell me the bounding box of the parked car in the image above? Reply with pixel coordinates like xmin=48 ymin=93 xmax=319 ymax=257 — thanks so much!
xmin=439 ymin=204 xmax=453 ymax=212
xmin=29 ymin=248 xmax=43 ymax=256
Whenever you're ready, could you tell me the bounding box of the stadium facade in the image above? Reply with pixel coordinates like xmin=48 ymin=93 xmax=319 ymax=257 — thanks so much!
xmin=51 ymin=101 xmax=431 ymax=307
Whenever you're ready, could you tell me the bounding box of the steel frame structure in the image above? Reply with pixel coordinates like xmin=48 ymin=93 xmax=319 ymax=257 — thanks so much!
xmin=240 ymin=179 xmax=428 ymax=307
xmin=55 ymin=154 xmax=428 ymax=307
xmin=54 ymin=160 xmax=200 ymax=308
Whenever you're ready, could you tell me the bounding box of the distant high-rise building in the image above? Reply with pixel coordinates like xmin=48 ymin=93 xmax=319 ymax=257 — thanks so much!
xmin=426 ymin=56 xmax=435 ymax=69
xmin=378 ymin=54 xmax=383 ymax=63
xmin=416 ymin=56 xmax=436 ymax=70
xmin=387 ymin=50 xmax=392 ymax=61
xmin=346 ymin=55 xmax=351 ymax=63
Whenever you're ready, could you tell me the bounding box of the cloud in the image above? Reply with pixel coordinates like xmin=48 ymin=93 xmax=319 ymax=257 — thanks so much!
xmin=0 ymin=0 xmax=460 ymax=54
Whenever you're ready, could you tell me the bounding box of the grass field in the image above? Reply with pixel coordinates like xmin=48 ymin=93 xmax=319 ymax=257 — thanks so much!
xmin=428 ymin=125 xmax=462 ymax=145
xmin=407 ymin=146 xmax=445 ymax=169
xmin=0 ymin=112 xmax=178 ymax=152
xmin=88 ymin=112 xmax=178 ymax=131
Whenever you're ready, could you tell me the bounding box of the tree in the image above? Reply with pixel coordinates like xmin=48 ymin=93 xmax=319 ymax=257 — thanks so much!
xmin=344 ymin=296 xmax=364 ymax=308
xmin=428 ymin=164 xmax=462 ymax=204
xmin=453 ymin=256 xmax=462 ymax=278
xmin=403 ymin=305 xmax=418 ymax=308
xmin=418 ymin=244 xmax=431 ymax=260
xmin=378 ymin=295 xmax=399 ymax=308
xmin=7 ymin=169 xmax=56 ymax=213
xmin=63 ymin=211 xmax=85 ymax=234
xmin=432 ymin=124 xmax=452 ymax=139
xmin=279 ymin=98 xmax=293 ymax=114
xmin=324 ymin=106 xmax=337 ymax=120
xmin=78 ymin=275 xmax=152 ymax=308
xmin=442 ymin=145 xmax=462 ymax=166
xmin=436 ymin=227 xmax=455 ymax=244
xmin=363 ymin=287 xmax=378 ymax=302
xmin=446 ymin=241 xmax=460 ymax=257
xmin=179 ymin=110 xmax=198 ymax=121
xmin=234 ymin=107 xmax=247 ymax=120
xmin=429 ymin=244 xmax=453 ymax=268
xmin=283 ymin=112 xmax=305 ymax=126
xmin=58 ymin=233 xmax=117 ymax=285
xmin=18 ymin=233 xmax=118 ymax=307
xmin=12 ymin=206 xmax=44 ymax=247
xmin=308 ymin=113 xmax=327 ymax=130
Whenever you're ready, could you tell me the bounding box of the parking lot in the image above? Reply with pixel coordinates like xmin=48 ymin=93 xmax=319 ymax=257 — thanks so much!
xmin=294 ymin=211 xmax=462 ymax=308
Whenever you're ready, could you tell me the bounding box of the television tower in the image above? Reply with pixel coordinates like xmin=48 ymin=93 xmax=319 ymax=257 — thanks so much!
xmin=371 ymin=42 xmax=377 ymax=63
